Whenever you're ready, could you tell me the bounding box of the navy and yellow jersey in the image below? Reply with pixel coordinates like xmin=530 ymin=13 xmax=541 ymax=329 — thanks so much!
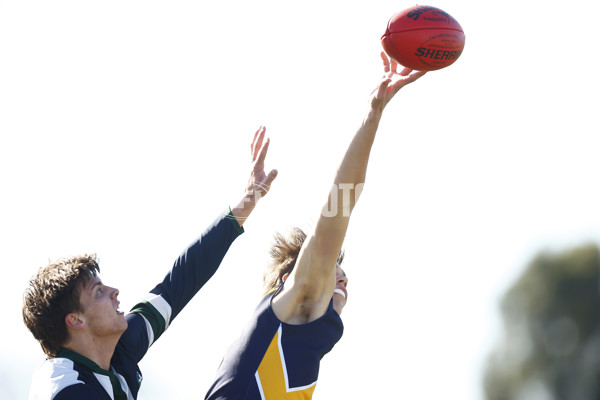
xmin=28 ymin=211 xmax=244 ymax=400
xmin=205 ymin=287 xmax=344 ymax=400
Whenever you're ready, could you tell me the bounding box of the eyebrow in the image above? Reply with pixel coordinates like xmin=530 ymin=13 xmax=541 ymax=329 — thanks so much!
xmin=88 ymin=280 xmax=102 ymax=293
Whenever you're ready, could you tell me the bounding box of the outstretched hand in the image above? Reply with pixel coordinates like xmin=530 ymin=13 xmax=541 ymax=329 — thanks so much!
xmin=230 ymin=126 xmax=278 ymax=226
xmin=371 ymin=52 xmax=427 ymax=111
xmin=246 ymin=126 xmax=278 ymax=200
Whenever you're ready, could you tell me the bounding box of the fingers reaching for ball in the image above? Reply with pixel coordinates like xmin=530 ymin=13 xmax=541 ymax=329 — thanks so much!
xmin=399 ymin=67 xmax=412 ymax=77
xmin=372 ymin=52 xmax=427 ymax=110
xmin=381 ymin=51 xmax=420 ymax=77
xmin=380 ymin=51 xmax=390 ymax=73
xmin=380 ymin=52 xmax=402 ymax=75
xmin=380 ymin=51 xmax=425 ymax=81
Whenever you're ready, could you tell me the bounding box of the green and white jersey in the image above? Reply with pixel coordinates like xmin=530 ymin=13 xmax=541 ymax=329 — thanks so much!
xmin=28 ymin=211 xmax=244 ymax=400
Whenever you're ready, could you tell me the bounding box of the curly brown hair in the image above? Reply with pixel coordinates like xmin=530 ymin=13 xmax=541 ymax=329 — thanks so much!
xmin=22 ymin=254 xmax=100 ymax=358
xmin=263 ymin=227 xmax=344 ymax=294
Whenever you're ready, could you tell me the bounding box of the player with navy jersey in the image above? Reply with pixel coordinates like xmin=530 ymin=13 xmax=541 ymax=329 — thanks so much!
xmin=22 ymin=128 xmax=277 ymax=400
xmin=205 ymin=53 xmax=427 ymax=399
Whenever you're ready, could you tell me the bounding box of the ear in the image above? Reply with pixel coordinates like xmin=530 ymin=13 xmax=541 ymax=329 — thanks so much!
xmin=65 ymin=313 xmax=85 ymax=331
xmin=282 ymin=273 xmax=290 ymax=282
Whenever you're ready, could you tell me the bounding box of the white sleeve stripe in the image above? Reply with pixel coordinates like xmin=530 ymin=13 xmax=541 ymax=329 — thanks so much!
xmin=143 ymin=293 xmax=172 ymax=329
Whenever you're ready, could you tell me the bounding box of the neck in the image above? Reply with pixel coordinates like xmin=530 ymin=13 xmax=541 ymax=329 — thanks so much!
xmin=62 ymin=334 xmax=120 ymax=370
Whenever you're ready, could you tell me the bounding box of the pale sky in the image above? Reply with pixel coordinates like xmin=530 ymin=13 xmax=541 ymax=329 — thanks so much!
xmin=2 ymin=0 xmax=600 ymax=399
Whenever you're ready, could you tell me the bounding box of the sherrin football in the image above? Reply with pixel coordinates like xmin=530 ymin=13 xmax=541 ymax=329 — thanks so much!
xmin=381 ymin=5 xmax=465 ymax=71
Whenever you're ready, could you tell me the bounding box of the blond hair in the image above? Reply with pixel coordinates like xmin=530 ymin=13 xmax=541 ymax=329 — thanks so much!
xmin=263 ymin=228 xmax=344 ymax=294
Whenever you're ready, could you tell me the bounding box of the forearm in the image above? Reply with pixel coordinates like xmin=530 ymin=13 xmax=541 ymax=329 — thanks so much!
xmin=329 ymin=56 xmax=422 ymax=203
xmin=136 ymin=212 xmax=243 ymax=328
xmin=230 ymin=191 xmax=258 ymax=227
xmin=329 ymin=104 xmax=384 ymax=217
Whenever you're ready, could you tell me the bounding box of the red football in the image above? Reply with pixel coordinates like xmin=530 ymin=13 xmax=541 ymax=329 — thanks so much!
xmin=381 ymin=5 xmax=465 ymax=71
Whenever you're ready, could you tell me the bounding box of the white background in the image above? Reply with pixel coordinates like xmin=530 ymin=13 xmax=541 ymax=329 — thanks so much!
xmin=1 ymin=0 xmax=600 ymax=399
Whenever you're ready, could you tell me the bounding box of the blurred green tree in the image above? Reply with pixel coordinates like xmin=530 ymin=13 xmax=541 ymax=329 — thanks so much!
xmin=484 ymin=243 xmax=600 ymax=400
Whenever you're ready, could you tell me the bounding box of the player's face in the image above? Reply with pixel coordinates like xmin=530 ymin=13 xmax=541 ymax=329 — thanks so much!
xmin=77 ymin=276 xmax=127 ymax=338
xmin=332 ymin=265 xmax=348 ymax=315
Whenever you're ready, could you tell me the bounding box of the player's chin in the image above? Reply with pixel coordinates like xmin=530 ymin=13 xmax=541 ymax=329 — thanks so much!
xmin=118 ymin=318 xmax=129 ymax=333
xmin=333 ymin=298 xmax=346 ymax=316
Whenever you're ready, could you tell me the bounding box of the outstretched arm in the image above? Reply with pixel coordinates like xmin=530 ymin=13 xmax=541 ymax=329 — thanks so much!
xmin=124 ymin=128 xmax=277 ymax=361
xmin=273 ymin=53 xmax=426 ymax=323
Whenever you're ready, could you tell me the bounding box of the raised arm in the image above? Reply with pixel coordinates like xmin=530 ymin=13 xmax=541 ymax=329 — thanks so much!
xmin=122 ymin=128 xmax=277 ymax=361
xmin=272 ymin=53 xmax=426 ymax=323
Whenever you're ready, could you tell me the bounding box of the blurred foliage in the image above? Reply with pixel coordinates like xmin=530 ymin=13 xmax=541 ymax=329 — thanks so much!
xmin=484 ymin=243 xmax=600 ymax=400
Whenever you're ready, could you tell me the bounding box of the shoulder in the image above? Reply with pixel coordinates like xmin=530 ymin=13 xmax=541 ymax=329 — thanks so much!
xmin=28 ymin=358 xmax=84 ymax=400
